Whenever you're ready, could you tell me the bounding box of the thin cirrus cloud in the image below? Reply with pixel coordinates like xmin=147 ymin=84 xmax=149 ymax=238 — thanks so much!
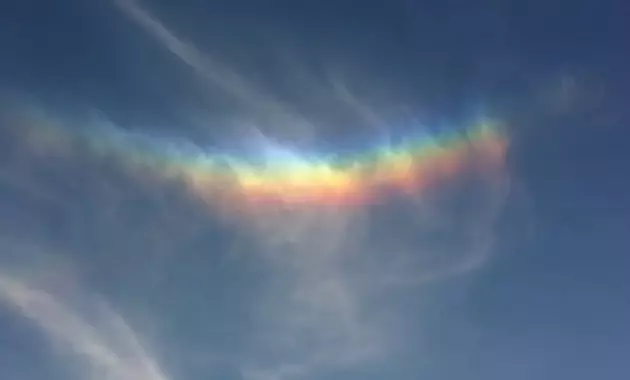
xmin=0 ymin=1 xmax=512 ymax=380
xmin=1 ymin=103 xmax=508 ymax=379
xmin=0 ymin=240 xmax=169 ymax=380
xmin=110 ymin=0 xmax=317 ymax=143
xmin=1 ymin=99 xmax=511 ymax=380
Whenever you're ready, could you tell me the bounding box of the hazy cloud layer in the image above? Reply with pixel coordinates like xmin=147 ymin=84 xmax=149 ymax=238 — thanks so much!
xmin=0 ymin=1 xmax=522 ymax=380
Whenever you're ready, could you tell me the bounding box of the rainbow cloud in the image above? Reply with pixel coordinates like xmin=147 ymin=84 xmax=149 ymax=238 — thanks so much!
xmin=3 ymin=108 xmax=509 ymax=380
xmin=186 ymin=123 xmax=506 ymax=210
xmin=11 ymin=109 xmax=507 ymax=212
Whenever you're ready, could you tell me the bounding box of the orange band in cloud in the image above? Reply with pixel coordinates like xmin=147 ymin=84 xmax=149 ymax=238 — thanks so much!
xmin=14 ymin=111 xmax=508 ymax=209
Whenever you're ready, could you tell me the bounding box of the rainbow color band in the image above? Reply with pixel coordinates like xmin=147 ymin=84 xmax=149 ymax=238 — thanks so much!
xmin=13 ymin=111 xmax=507 ymax=208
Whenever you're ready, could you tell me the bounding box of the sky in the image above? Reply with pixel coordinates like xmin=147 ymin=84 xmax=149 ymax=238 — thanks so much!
xmin=0 ymin=0 xmax=629 ymax=380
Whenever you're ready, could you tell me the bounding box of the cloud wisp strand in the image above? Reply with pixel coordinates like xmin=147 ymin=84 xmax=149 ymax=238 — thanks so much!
xmin=0 ymin=240 xmax=170 ymax=380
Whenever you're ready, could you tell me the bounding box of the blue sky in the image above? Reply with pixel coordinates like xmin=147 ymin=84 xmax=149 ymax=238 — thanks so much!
xmin=0 ymin=0 xmax=629 ymax=379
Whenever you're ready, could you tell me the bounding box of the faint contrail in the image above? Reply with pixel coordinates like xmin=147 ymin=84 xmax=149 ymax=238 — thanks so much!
xmin=111 ymin=0 xmax=314 ymax=137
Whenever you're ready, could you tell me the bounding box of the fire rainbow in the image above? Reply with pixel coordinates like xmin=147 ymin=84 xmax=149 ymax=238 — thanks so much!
xmin=185 ymin=122 xmax=507 ymax=208
xmin=13 ymin=110 xmax=508 ymax=209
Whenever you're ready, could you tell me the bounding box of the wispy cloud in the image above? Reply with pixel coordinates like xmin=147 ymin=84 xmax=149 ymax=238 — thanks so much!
xmin=111 ymin=0 xmax=315 ymax=142
xmin=0 ymin=2 xmax=512 ymax=379
xmin=0 ymin=239 xmax=170 ymax=380
xmin=236 ymin=170 xmax=509 ymax=379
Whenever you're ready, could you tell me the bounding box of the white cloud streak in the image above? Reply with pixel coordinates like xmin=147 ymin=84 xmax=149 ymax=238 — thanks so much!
xmin=111 ymin=0 xmax=315 ymax=142
xmin=0 ymin=241 xmax=170 ymax=380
